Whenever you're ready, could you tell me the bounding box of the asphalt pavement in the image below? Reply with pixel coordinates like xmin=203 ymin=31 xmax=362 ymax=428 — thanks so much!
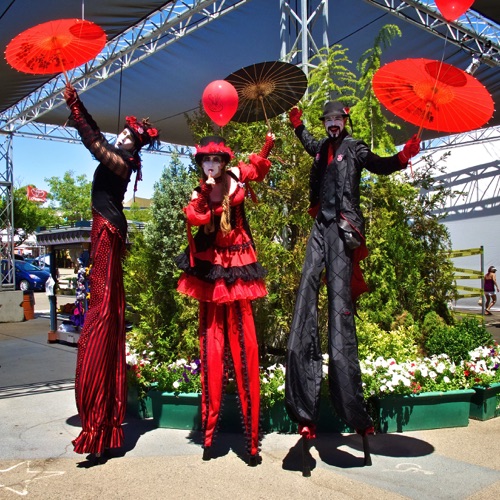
xmin=0 ymin=295 xmax=499 ymax=499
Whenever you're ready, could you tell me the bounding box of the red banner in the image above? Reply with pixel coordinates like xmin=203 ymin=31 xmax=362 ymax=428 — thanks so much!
xmin=27 ymin=186 xmax=48 ymax=202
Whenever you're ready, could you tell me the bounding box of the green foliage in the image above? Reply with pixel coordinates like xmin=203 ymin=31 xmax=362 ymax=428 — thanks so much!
xmin=359 ymin=158 xmax=456 ymax=328
xmin=124 ymin=154 xmax=199 ymax=362
xmin=356 ymin=312 xmax=420 ymax=362
xmin=125 ymin=203 xmax=152 ymax=223
xmin=260 ymin=364 xmax=286 ymax=409
xmin=353 ymin=24 xmax=402 ymax=152
xmin=425 ymin=317 xmax=493 ymax=363
xmin=45 ymin=170 xmax=92 ymax=222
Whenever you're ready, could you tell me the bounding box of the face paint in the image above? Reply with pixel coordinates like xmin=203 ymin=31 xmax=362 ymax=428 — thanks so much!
xmin=115 ymin=128 xmax=136 ymax=151
xmin=324 ymin=115 xmax=345 ymax=138
xmin=202 ymin=155 xmax=224 ymax=178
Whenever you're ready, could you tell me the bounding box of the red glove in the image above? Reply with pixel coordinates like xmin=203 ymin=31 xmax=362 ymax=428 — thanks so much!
xmin=64 ymin=83 xmax=79 ymax=108
xmin=289 ymin=107 xmax=303 ymax=129
xmin=193 ymin=182 xmax=212 ymax=213
xmin=398 ymin=134 xmax=420 ymax=164
xmin=258 ymin=133 xmax=275 ymax=159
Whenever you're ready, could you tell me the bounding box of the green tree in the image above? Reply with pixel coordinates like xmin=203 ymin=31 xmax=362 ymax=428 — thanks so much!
xmin=353 ymin=24 xmax=402 ymax=153
xmin=124 ymin=154 xmax=199 ymax=360
xmin=45 ymin=170 xmax=92 ymax=222
xmin=0 ymin=186 xmax=60 ymax=246
xmin=124 ymin=202 xmax=152 ymax=223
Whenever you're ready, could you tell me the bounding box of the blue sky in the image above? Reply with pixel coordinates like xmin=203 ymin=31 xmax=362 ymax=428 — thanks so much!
xmin=12 ymin=135 xmax=186 ymax=203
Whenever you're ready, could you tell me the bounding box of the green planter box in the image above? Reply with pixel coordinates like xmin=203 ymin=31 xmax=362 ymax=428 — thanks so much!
xmin=127 ymin=385 xmax=153 ymax=419
xmin=149 ymin=391 xmax=202 ymax=430
xmin=262 ymin=399 xmax=352 ymax=434
xmin=469 ymin=383 xmax=500 ymax=421
xmin=147 ymin=390 xmax=353 ymax=434
xmin=375 ymin=389 xmax=475 ymax=433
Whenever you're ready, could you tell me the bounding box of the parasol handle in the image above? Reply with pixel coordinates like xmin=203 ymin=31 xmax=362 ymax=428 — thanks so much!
xmin=416 ymin=101 xmax=432 ymax=140
xmin=258 ymin=95 xmax=272 ymax=133
xmin=56 ymin=49 xmax=70 ymax=84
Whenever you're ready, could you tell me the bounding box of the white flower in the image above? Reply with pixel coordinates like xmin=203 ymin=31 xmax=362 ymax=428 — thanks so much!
xmin=173 ymin=380 xmax=180 ymax=389
xmin=277 ymin=384 xmax=285 ymax=392
xmin=436 ymin=362 xmax=446 ymax=374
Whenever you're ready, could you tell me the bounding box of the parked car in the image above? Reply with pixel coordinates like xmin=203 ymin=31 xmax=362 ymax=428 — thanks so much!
xmin=1 ymin=259 xmax=51 ymax=291
xmin=33 ymin=255 xmax=50 ymax=268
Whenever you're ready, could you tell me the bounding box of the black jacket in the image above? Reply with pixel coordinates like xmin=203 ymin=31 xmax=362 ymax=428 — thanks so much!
xmin=295 ymin=124 xmax=404 ymax=236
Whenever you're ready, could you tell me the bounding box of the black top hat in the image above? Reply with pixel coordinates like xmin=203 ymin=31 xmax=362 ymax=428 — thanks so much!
xmin=320 ymin=101 xmax=350 ymax=120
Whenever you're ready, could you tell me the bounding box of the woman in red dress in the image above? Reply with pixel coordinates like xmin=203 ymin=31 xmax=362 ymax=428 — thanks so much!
xmin=64 ymin=83 xmax=159 ymax=464
xmin=176 ymin=134 xmax=274 ymax=465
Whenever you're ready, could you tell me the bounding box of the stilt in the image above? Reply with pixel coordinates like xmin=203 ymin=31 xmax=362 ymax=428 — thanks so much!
xmin=302 ymin=437 xmax=311 ymax=477
xmin=362 ymin=433 xmax=372 ymax=466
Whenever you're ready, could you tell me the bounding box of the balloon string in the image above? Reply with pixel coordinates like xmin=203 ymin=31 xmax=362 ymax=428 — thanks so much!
xmin=418 ymin=28 xmax=450 ymax=140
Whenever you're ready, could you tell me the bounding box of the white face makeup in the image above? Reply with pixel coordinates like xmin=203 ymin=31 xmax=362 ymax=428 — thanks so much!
xmin=324 ymin=114 xmax=346 ymax=138
xmin=115 ymin=128 xmax=136 ymax=151
xmin=202 ymin=155 xmax=224 ymax=178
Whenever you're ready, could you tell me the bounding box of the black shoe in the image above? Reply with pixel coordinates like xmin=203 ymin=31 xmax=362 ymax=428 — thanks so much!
xmin=87 ymin=452 xmax=106 ymax=466
xmin=202 ymin=447 xmax=211 ymax=461
xmin=248 ymin=454 xmax=262 ymax=467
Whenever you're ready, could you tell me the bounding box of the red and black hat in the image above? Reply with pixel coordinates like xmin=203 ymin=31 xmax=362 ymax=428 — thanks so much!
xmin=320 ymin=101 xmax=350 ymax=120
xmin=194 ymin=135 xmax=234 ymax=165
xmin=125 ymin=116 xmax=160 ymax=150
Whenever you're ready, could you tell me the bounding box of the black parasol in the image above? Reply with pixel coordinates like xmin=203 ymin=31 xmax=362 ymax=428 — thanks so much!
xmin=224 ymin=60 xmax=307 ymax=129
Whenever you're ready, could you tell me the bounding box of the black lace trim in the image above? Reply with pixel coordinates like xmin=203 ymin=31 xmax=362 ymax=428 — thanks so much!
xmin=175 ymin=251 xmax=267 ymax=284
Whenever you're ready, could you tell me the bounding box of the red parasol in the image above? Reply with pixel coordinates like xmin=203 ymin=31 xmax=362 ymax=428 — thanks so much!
xmin=372 ymin=58 xmax=494 ymax=136
xmin=5 ymin=18 xmax=106 ymax=82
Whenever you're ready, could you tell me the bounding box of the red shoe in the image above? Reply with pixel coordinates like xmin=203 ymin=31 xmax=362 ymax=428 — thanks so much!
xmin=355 ymin=425 xmax=375 ymax=436
xmin=298 ymin=423 xmax=317 ymax=440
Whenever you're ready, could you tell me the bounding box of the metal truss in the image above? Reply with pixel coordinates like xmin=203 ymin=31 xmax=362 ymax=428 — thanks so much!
xmin=0 ymin=0 xmax=252 ymax=134
xmin=280 ymin=0 xmax=329 ymax=76
xmin=423 ymin=159 xmax=500 ymax=221
xmin=365 ymin=0 xmax=499 ymax=68
xmin=12 ymin=123 xmax=194 ymax=158
xmin=420 ymin=125 xmax=500 ymax=152
xmin=0 ymin=134 xmax=15 ymax=290
xmin=0 ymin=0 xmax=249 ymax=269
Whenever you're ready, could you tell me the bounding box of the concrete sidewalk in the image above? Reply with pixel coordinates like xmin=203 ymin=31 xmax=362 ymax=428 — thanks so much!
xmin=1 ymin=315 xmax=499 ymax=499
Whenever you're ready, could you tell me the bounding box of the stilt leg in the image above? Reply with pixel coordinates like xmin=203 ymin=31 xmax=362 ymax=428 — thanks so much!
xmin=356 ymin=426 xmax=374 ymax=466
xmin=302 ymin=437 xmax=311 ymax=477
xmin=362 ymin=433 xmax=372 ymax=466
xmin=298 ymin=424 xmax=316 ymax=477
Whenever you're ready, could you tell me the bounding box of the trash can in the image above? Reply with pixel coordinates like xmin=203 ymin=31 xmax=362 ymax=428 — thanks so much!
xmin=23 ymin=290 xmax=35 ymax=320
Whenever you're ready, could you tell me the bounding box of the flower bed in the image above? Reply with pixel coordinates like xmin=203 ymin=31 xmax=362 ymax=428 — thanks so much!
xmin=126 ymin=343 xmax=500 ymax=431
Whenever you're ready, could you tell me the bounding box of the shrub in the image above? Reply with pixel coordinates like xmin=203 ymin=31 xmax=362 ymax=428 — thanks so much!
xmin=425 ymin=316 xmax=493 ymax=363
xmin=357 ymin=312 xmax=420 ymax=362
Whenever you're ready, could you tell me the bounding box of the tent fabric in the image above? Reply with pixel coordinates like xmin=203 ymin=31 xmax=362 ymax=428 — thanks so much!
xmin=0 ymin=0 xmax=498 ymax=147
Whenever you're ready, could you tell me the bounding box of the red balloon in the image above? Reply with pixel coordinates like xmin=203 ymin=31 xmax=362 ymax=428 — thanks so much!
xmin=435 ymin=0 xmax=475 ymax=22
xmin=202 ymin=80 xmax=239 ymax=127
